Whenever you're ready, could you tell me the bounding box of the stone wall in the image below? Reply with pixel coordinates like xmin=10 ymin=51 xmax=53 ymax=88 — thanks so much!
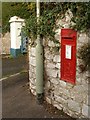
xmin=29 ymin=11 xmax=89 ymax=118
xmin=2 ymin=32 xmax=10 ymax=54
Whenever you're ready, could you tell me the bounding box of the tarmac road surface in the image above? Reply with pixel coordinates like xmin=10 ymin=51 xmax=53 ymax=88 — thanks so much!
xmin=1 ymin=55 xmax=76 ymax=119
xmin=2 ymin=72 xmax=75 ymax=119
xmin=2 ymin=54 xmax=28 ymax=77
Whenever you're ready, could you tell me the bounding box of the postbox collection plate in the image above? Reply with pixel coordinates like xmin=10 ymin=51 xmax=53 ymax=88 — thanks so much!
xmin=66 ymin=45 xmax=72 ymax=59
xmin=61 ymin=29 xmax=77 ymax=84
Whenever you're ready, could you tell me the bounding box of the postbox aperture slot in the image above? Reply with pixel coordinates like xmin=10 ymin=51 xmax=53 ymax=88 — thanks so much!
xmin=61 ymin=29 xmax=77 ymax=84
xmin=62 ymin=37 xmax=73 ymax=40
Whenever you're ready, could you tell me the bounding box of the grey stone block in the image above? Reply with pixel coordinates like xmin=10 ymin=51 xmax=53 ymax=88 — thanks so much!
xmin=47 ymin=62 xmax=56 ymax=69
xmin=30 ymin=57 xmax=36 ymax=66
xmin=30 ymin=47 xmax=36 ymax=57
xmin=55 ymin=63 xmax=60 ymax=69
xmin=46 ymin=69 xmax=58 ymax=78
xmin=50 ymin=78 xmax=59 ymax=85
xmin=53 ymin=55 xmax=60 ymax=63
xmin=82 ymin=104 xmax=88 ymax=117
xmin=68 ymin=100 xmax=80 ymax=113
xmin=48 ymin=41 xmax=55 ymax=47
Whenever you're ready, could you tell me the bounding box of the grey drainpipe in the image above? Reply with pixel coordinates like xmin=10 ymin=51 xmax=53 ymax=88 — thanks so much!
xmin=36 ymin=0 xmax=44 ymax=104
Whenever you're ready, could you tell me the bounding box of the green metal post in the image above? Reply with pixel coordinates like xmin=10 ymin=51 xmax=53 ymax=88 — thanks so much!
xmin=36 ymin=0 xmax=44 ymax=104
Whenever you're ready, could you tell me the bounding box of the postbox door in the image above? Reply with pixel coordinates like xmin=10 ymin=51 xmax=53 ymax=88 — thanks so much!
xmin=61 ymin=29 xmax=77 ymax=84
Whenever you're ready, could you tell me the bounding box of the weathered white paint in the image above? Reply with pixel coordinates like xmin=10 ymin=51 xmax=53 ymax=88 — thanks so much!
xmin=9 ymin=16 xmax=25 ymax=49
xmin=10 ymin=22 xmax=16 ymax=49
xmin=16 ymin=22 xmax=23 ymax=49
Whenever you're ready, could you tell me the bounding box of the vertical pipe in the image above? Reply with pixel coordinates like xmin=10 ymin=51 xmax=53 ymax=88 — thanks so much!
xmin=36 ymin=0 xmax=44 ymax=104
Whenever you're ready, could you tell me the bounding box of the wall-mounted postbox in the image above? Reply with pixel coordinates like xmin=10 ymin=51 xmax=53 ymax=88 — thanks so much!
xmin=61 ymin=29 xmax=77 ymax=84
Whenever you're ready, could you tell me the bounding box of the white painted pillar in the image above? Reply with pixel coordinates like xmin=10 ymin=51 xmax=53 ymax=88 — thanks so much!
xmin=9 ymin=16 xmax=25 ymax=57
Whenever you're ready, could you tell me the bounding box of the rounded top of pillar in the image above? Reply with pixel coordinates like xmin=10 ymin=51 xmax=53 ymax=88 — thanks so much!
xmin=9 ymin=16 xmax=24 ymax=23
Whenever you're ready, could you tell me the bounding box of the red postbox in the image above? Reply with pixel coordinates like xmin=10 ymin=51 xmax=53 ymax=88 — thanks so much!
xmin=61 ymin=29 xmax=77 ymax=84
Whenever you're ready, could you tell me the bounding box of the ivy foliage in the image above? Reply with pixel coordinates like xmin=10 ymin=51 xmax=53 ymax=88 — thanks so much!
xmin=70 ymin=2 xmax=90 ymax=32
xmin=22 ymin=2 xmax=90 ymax=69
xmin=2 ymin=2 xmax=90 ymax=70
xmin=23 ymin=2 xmax=90 ymax=40
xmin=2 ymin=2 xmax=90 ymax=37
